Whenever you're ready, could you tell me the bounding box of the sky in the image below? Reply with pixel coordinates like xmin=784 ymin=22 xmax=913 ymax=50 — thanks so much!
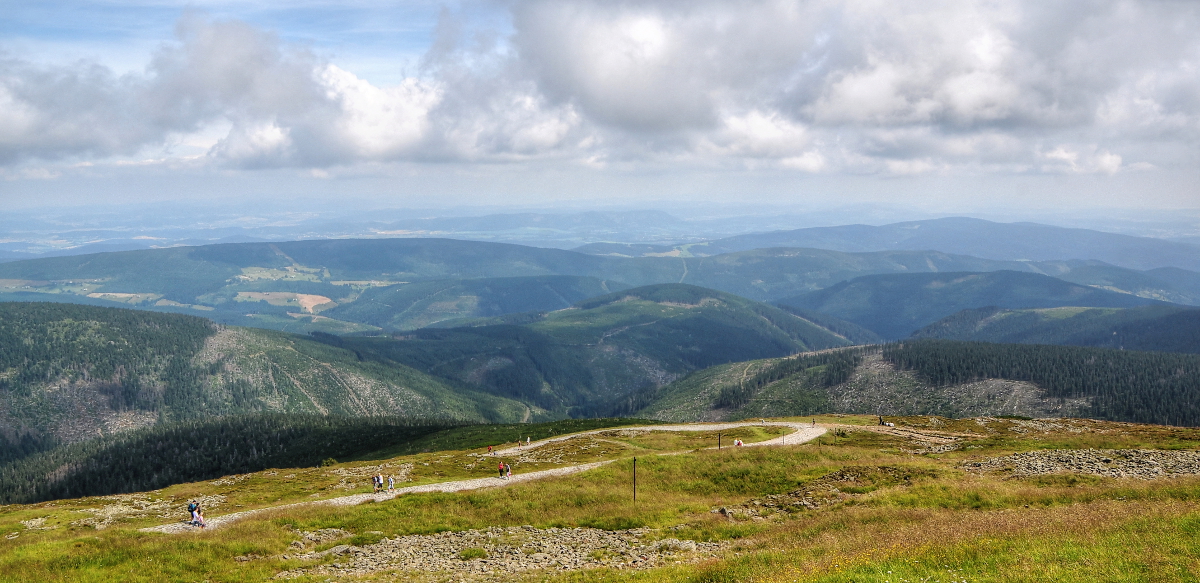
xmin=1 ymin=0 xmax=1198 ymax=216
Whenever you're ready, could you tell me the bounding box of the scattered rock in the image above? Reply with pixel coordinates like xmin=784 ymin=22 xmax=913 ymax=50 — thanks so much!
xmin=274 ymin=526 xmax=721 ymax=580
xmin=964 ymin=449 xmax=1200 ymax=479
xmin=713 ymin=466 xmax=936 ymax=519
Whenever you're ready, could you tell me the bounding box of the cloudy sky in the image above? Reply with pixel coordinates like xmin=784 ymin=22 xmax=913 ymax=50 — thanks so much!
xmin=1 ymin=0 xmax=1198 ymax=214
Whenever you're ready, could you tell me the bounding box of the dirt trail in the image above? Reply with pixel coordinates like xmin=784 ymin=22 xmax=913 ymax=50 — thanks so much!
xmin=142 ymin=422 xmax=824 ymax=534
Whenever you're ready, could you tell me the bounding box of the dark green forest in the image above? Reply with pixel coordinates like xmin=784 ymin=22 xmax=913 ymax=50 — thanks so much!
xmin=0 ymin=302 xmax=216 ymax=405
xmin=0 ymin=414 xmax=452 ymax=504
xmin=884 ymin=340 xmax=1200 ymax=426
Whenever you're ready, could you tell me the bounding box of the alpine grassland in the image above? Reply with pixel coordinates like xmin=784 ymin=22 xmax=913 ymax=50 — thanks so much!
xmin=0 ymin=415 xmax=1198 ymax=582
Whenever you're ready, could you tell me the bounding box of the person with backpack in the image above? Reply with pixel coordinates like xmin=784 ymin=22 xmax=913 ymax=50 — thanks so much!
xmin=387 ymin=475 xmax=395 ymax=492
xmin=187 ymin=500 xmax=198 ymax=525
xmin=499 ymin=461 xmax=506 ymax=479
xmin=505 ymin=463 xmax=512 ymax=479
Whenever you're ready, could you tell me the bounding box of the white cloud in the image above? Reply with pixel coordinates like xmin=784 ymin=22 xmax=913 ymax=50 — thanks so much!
xmin=0 ymin=0 xmax=1198 ymax=183
xmin=1041 ymin=145 xmax=1122 ymax=175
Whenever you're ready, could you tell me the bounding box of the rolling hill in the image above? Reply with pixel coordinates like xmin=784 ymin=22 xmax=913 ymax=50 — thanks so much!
xmin=775 ymin=271 xmax=1166 ymax=340
xmin=329 ymin=284 xmax=854 ymax=417
xmin=912 ymin=305 xmax=1200 ymax=353
xmin=0 ymin=302 xmax=535 ymax=460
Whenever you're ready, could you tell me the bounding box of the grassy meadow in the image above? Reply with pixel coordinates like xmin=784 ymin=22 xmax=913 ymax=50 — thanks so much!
xmin=0 ymin=416 xmax=1197 ymax=582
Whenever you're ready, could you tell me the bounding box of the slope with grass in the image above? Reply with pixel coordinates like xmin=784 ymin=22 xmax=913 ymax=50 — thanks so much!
xmin=332 ymin=284 xmax=854 ymax=417
xmin=776 ymin=270 xmax=1166 ymax=340
xmin=2 ymin=415 xmax=1200 ymax=582
xmin=0 ymin=303 xmax=534 ymax=458
xmin=912 ymin=304 xmax=1200 ymax=353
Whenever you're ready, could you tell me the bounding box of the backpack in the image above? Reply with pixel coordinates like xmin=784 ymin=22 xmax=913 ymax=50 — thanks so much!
xmin=187 ymin=502 xmax=197 ymax=513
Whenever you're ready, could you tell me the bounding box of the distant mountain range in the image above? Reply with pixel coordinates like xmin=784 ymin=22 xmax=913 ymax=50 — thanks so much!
xmin=776 ymin=271 xmax=1164 ymax=340
xmin=912 ymin=305 xmax=1200 ymax=353
xmin=578 ymin=217 xmax=1200 ymax=272
xmin=3 ymin=234 xmax=1197 ymax=336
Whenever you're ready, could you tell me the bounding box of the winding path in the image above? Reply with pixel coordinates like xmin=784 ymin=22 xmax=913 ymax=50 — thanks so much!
xmin=142 ymin=421 xmax=825 ymax=534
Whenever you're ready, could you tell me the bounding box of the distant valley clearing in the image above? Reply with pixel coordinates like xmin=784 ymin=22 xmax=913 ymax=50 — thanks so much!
xmin=86 ymin=292 xmax=161 ymax=304
xmin=236 ymin=291 xmax=336 ymax=313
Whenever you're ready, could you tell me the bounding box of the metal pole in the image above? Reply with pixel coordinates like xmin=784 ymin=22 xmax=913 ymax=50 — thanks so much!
xmin=632 ymin=457 xmax=637 ymax=502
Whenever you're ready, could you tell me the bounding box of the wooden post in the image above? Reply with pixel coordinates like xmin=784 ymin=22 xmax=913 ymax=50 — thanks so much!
xmin=632 ymin=457 xmax=637 ymax=502
xmin=718 ymin=433 xmax=722 ymax=450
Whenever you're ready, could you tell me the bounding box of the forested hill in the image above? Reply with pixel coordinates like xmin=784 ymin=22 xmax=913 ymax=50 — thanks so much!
xmin=884 ymin=340 xmax=1200 ymax=427
xmin=327 ymin=284 xmax=854 ymax=417
xmin=634 ymin=340 xmax=1200 ymax=427
xmin=0 ymin=303 xmax=534 ymax=462
xmin=912 ymin=305 xmax=1200 ymax=353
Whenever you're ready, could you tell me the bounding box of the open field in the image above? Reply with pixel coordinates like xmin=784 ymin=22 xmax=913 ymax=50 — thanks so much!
xmin=0 ymin=415 xmax=1198 ymax=582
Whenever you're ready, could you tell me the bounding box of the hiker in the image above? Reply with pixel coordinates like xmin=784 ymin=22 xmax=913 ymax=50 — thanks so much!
xmin=499 ymin=461 xmax=506 ymax=479
xmin=187 ymin=500 xmax=198 ymax=525
xmin=487 ymin=445 xmax=493 ymax=455
xmin=505 ymin=463 xmax=512 ymax=479
xmin=526 ymin=436 xmax=531 ymax=447
xmin=195 ymin=506 xmax=206 ymax=528
xmin=388 ymin=475 xmax=395 ymax=491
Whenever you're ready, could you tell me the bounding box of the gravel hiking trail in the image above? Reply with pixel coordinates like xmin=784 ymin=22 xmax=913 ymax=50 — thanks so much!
xmin=142 ymin=421 xmax=825 ymax=534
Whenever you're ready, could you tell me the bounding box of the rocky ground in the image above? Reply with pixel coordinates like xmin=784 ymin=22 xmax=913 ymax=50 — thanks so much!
xmin=273 ymin=525 xmax=722 ymax=580
xmin=713 ymin=465 xmax=937 ymax=520
xmin=964 ymin=449 xmax=1200 ymax=479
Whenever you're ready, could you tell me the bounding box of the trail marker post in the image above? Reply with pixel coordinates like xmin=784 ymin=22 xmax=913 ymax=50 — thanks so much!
xmin=718 ymin=433 xmax=722 ymax=449
xmin=632 ymin=457 xmax=637 ymax=502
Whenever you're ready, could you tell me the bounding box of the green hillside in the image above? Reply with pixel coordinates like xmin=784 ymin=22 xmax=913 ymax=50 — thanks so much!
xmin=912 ymin=305 xmax=1200 ymax=353
xmin=777 ymin=270 xmax=1164 ymax=340
xmin=330 ymin=284 xmax=853 ymax=417
xmin=0 ymin=303 xmax=534 ymax=460
xmin=323 ymin=275 xmax=627 ymax=330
